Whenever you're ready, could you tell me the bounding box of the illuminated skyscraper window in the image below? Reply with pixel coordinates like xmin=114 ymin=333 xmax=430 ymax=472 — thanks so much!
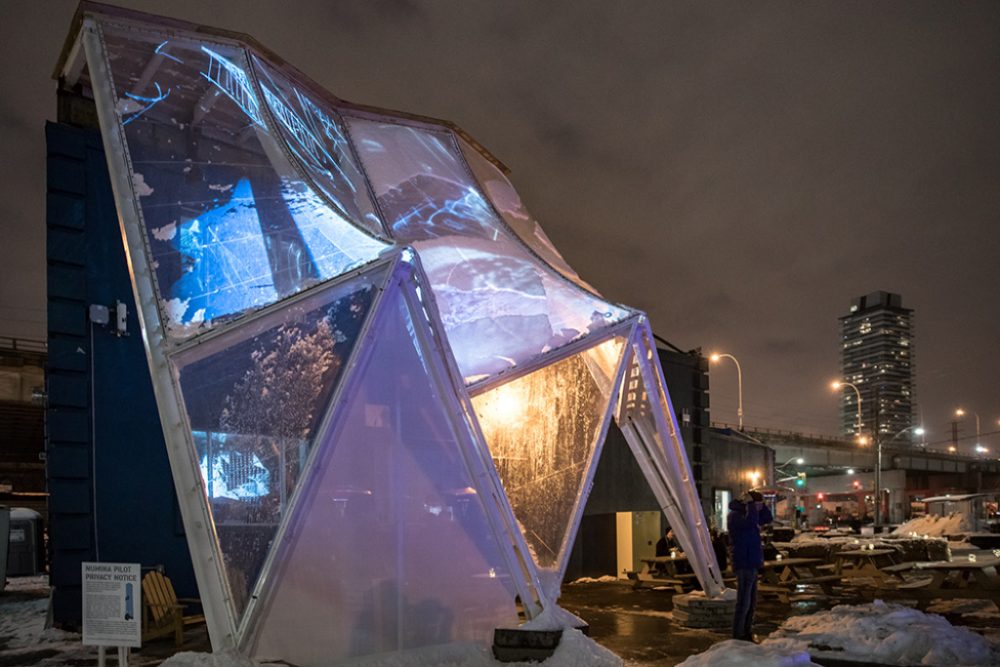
xmin=838 ymin=291 xmax=915 ymax=440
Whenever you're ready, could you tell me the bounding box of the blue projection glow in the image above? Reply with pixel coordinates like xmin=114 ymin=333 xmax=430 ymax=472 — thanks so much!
xmin=390 ymin=182 xmax=499 ymax=241
xmin=347 ymin=117 xmax=631 ymax=380
xmin=154 ymin=40 xmax=184 ymax=64
xmin=100 ymin=32 xmax=388 ymax=335
xmin=261 ymin=86 xmax=350 ymax=186
xmin=252 ymin=55 xmax=384 ymax=237
xmin=200 ymin=448 xmax=272 ymax=500
xmin=169 ymin=178 xmax=278 ymax=327
xmin=121 ymin=82 xmax=170 ymax=126
xmin=200 ymin=46 xmax=264 ymax=127
xmin=103 ymin=21 xmax=625 ymax=375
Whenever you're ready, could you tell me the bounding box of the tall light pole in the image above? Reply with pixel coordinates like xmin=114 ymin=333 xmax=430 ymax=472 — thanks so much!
xmin=710 ymin=352 xmax=743 ymax=430
xmin=777 ymin=456 xmax=805 ymax=470
xmin=955 ymin=408 xmax=980 ymax=453
xmin=875 ymin=425 xmax=925 ymax=527
xmin=831 ymin=380 xmax=863 ymax=441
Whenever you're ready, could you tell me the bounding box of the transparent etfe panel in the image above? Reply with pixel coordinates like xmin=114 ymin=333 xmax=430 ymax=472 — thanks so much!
xmin=249 ymin=287 xmax=519 ymax=666
xmin=471 ymin=336 xmax=625 ymax=572
xmin=346 ymin=117 xmax=630 ymax=383
xmin=173 ymin=265 xmax=387 ymax=620
xmin=250 ymin=55 xmax=385 ymax=239
xmin=457 ymin=139 xmax=594 ymax=293
xmin=98 ymin=22 xmax=385 ymax=338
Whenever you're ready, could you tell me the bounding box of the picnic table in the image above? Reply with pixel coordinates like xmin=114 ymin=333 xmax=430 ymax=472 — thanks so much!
xmin=757 ymin=557 xmax=841 ymax=602
xmin=834 ymin=548 xmax=899 ymax=578
xmin=877 ymin=556 xmax=1000 ymax=609
xmin=628 ymin=554 xmax=698 ymax=592
xmin=911 ymin=556 xmax=1000 ymax=592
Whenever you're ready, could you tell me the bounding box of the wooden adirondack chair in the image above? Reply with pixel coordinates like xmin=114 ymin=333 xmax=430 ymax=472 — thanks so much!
xmin=141 ymin=570 xmax=205 ymax=647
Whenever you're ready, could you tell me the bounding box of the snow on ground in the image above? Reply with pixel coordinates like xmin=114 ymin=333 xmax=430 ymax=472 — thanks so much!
xmin=162 ymin=650 xmax=259 ymax=667
xmin=762 ymin=600 xmax=1000 ymax=666
xmin=2 ymin=574 xmax=49 ymax=593
xmin=674 ymin=639 xmax=819 ymax=667
xmin=0 ymin=594 xmax=93 ymax=666
xmin=568 ymin=575 xmax=620 ymax=584
xmin=162 ymin=629 xmax=622 ymax=667
xmin=0 ymin=575 xmax=621 ymax=667
xmin=892 ymin=513 xmax=972 ymax=537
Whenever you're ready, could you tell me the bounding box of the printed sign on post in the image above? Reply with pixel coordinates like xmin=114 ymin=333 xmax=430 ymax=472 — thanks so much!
xmin=82 ymin=562 xmax=141 ymax=647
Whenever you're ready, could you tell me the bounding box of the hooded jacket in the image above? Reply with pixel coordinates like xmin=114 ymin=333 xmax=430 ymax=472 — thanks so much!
xmin=727 ymin=498 xmax=773 ymax=570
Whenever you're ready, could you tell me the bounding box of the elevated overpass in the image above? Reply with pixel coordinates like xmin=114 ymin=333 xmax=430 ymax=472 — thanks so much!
xmin=712 ymin=422 xmax=1000 ymax=478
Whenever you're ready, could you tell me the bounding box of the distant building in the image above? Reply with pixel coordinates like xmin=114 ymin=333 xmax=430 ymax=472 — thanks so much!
xmin=0 ymin=338 xmax=46 ymax=509
xmin=838 ymin=291 xmax=915 ymax=443
xmin=567 ymin=342 xmax=774 ymax=580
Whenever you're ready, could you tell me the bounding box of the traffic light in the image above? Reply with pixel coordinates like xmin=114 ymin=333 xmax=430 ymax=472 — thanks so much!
xmin=796 ymin=472 xmax=807 ymax=487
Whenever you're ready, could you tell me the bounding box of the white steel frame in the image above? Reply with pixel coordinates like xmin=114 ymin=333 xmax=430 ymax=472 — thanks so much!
xmin=76 ymin=7 xmax=727 ymax=659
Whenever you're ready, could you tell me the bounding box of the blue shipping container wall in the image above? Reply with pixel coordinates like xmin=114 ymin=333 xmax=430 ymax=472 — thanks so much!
xmin=46 ymin=121 xmax=197 ymax=628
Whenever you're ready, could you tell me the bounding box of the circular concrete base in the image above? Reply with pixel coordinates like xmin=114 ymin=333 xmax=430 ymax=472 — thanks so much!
xmin=672 ymin=591 xmax=737 ymax=629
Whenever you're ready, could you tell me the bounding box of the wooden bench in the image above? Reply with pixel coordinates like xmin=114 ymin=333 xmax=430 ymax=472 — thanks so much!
xmin=141 ymin=571 xmax=205 ymax=647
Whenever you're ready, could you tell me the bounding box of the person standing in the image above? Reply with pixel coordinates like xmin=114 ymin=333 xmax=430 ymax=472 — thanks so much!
xmin=728 ymin=490 xmax=772 ymax=642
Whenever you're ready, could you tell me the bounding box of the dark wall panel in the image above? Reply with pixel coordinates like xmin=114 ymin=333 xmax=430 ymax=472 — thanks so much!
xmin=46 ymin=120 xmax=197 ymax=630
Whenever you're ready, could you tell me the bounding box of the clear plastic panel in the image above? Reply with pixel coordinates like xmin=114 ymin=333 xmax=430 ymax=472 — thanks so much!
xmin=98 ymin=23 xmax=386 ymax=338
xmin=251 ymin=55 xmax=385 ymax=238
xmin=344 ymin=118 xmax=504 ymax=242
xmin=457 ymin=139 xmax=597 ymax=293
xmin=173 ymin=266 xmax=386 ymax=618
xmin=346 ymin=117 xmax=631 ymax=382
xmin=470 ymin=336 xmax=625 ymax=571
xmin=250 ymin=287 xmax=520 ymax=665
xmin=418 ymin=235 xmax=627 ymax=382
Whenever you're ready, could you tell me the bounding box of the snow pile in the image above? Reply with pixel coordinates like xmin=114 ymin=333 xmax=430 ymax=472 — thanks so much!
xmin=162 ymin=651 xmax=258 ymax=667
xmin=0 ymin=597 xmax=78 ymax=650
xmin=0 ymin=596 xmax=85 ymax=666
xmin=675 ymin=639 xmax=819 ymax=667
xmin=163 ymin=630 xmax=622 ymax=667
xmin=762 ymin=601 xmax=1000 ymax=666
xmin=569 ymin=575 xmax=620 ymax=584
xmin=892 ymin=513 xmax=972 ymax=537
xmin=2 ymin=573 xmax=50 ymax=593
xmin=682 ymin=588 xmax=737 ymax=601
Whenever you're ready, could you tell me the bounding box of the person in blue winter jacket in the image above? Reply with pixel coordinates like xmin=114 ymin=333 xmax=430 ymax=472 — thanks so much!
xmin=728 ymin=490 xmax=773 ymax=641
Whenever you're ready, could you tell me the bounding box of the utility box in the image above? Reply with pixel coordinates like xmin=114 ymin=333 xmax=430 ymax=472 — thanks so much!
xmin=7 ymin=507 xmax=44 ymax=576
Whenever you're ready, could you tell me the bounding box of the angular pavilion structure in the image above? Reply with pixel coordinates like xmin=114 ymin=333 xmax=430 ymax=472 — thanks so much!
xmin=56 ymin=3 xmax=724 ymax=664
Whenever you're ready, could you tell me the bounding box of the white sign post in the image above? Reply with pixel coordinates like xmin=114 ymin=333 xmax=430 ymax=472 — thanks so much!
xmin=82 ymin=562 xmax=141 ymax=667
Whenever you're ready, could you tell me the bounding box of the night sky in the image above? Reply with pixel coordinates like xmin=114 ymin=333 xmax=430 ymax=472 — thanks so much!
xmin=1 ymin=1 xmax=997 ymax=448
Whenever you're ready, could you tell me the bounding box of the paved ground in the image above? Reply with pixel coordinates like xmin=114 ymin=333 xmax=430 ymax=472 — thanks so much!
xmin=559 ymin=579 xmax=843 ymax=666
xmin=559 ymin=574 xmax=1000 ymax=667
xmin=3 ymin=573 xmax=998 ymax=666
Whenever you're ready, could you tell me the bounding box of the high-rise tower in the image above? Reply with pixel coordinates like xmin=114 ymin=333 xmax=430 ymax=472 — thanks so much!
xmin=839 ymin=291 xmax=915 ymax=442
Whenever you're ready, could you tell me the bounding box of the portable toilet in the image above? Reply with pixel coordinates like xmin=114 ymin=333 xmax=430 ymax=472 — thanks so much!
xmin=7 ymin=508 xmax=43 ymax=576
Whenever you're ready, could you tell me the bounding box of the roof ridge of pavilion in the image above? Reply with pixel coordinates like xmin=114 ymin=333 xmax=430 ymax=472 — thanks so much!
xmin=54 ymin=1 xmax=511 ymax=175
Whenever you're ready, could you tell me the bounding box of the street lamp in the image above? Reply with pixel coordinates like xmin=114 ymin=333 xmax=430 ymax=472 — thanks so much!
xmin=710 ymin=352 xmax=743 ymax=430
xmin=778 ymin=456 xmax=804 ymax=469
xmin=873 ymin=425 xmax=925 ymax=528
xmin=955 ymin=408 xmax=980 ymax=452
xmin=831 ymin=380 xmax=863 ymax=441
